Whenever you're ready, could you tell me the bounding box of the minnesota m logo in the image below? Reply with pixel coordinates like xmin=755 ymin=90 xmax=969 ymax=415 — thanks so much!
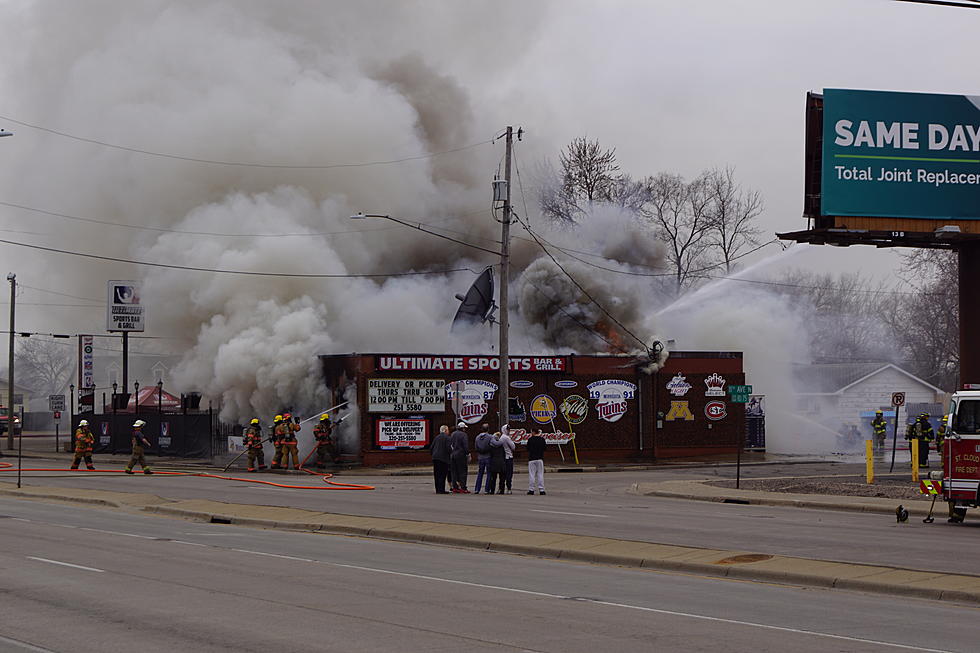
xmin=665 ymin=401 xmax=694 ymax=421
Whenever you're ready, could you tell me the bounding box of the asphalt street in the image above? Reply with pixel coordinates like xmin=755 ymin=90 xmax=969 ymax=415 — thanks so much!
xmin=0 ymin=498 xmax=974 ymax=653
xmin=3 ymin=458 xmax=977 ymax=577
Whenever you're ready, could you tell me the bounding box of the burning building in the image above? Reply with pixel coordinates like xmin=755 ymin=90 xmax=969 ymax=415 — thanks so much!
xmin=321 ymin=351 xmax=746 ymax=466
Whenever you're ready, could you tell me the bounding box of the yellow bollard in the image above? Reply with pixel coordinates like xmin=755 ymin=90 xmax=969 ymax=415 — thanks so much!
xmin=911 ymin=439 xmax=919 ymax=483
xmin=865 ymin=439 xmax=874 ymax=484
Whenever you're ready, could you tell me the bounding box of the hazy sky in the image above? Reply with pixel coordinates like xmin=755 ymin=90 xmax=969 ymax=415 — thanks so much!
xmin=1 ymin=0 xmax=977 ymax=335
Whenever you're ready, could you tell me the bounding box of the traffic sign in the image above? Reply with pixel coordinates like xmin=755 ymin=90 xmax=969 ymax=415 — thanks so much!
xmin=53 ymin=411 xmax=61 ymax=420
xmin=730 ymin=394 xmax=750 ymax=404
xmin=728 ymin=385 xmax=752 ymax=395
xmin=891 ymin=392 xmax=906 ymax=407
xmin=48 ymin=394 xmax=65 ymax=411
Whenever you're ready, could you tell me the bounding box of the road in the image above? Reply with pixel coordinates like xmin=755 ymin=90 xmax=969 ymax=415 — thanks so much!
xmin=3 ymin=459 xmax=978 ymax=576
xmin=0 ymin=498 xmax=973 ymax=653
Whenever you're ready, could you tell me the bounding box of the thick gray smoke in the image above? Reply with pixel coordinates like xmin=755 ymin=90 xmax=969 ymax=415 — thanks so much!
xmin=1 ymin=0 xmax=668 ymax=423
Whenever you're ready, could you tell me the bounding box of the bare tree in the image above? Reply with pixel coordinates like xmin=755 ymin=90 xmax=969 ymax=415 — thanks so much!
xmin=884 ymin=250 xmax=959 ymax=389
xmin=703 ymin=166 xmax=764 ymax=273
xmin=540 ymin=138 xmax=621 ymax=222
xmin=640 ymin=172 xmax=716 ymax=292
xmin=16 ymin=337 xmax=74 ymax=397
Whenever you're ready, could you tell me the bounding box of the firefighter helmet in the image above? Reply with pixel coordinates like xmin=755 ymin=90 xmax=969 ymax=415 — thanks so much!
xmin=320 ymin=413 xmax=330 ymax=421
xmin=133 ymin=419 xmax=146 ymax=428
xmin=875 ymin=410 xmax=882 ymax=415
xmin=283 ymin=412 xmax=292 ymax=420
xmin=250 ymin=418 xmax=260 ymax=425
xmin=941 ymin=415 xmax=948 ymax=423
xmin=78 ymin=419 xmax=89 ymax=427
xmin=274 ymin=414 xmax=283 ymax=423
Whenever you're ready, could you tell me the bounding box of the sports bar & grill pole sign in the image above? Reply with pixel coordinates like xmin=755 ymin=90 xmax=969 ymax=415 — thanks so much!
xmin=106 ymin=280 xmax=145 ymax=332
xmin=375 ymin=355 xmax=567 ymax=372
xmin=822 ymin=89 xmax=980 ymax=220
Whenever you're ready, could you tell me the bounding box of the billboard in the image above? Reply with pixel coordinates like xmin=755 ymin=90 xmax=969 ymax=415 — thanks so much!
xmin=822 ymin=89 xmax=980 ymax=220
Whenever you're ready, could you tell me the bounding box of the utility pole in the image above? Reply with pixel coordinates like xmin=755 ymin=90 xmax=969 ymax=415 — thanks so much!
xmin=498 ymin=126 xmax=513 ymax=429
xmin=6 ymin=273 xmax=15 ymax=450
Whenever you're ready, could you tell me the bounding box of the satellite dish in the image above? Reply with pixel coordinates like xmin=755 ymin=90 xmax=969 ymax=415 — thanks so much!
xmin=451 ymin=266 xmax=497 ymax=332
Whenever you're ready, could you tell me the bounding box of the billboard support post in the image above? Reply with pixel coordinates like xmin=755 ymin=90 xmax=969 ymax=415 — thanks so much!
xmin=960 ymin=242 xmax=980 ymax=386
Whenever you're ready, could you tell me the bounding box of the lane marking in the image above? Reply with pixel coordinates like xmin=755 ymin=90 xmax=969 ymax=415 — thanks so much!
xmin=78 ymin=527 xmax=155 ymax=539
xmin=230 ymin=549 xmax=313 ymax=563
xmin=529 ymin=509 xmax=608 ymax=518
xmin=172 ymin=540 xmax=208 ymax=547
xmin=181 ymin=532 xmax=246 ymax=537
xmin=26 ymin=556 xmax=104 ymax=573
xmin=0 ymin=633 xmax=59 ymax=652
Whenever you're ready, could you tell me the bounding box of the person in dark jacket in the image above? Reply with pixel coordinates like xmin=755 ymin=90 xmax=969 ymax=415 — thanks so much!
xmin=526 ymin=427 xmax=546 ymax=495
xmin=487 ymin=431 xmax=507 ymax=494
xmin=430 ymin=425 xmax=452 ymax=494
xmin=473 ymin=424 xmax=493 ymax=494
xmin=449 ymin=422 xmax=471 ymax=493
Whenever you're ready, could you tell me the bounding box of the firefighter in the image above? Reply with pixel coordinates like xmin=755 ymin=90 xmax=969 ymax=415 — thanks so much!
xmin=313 ymin=413 xmax=339 ymax=468
xmin=270 ymin=414 xmax=285 ymax=469
xmin=124 ymin=420 xmax=153 ymax=475
xmin=915 ymin=413 xmax=934 ymax=468
xmin=936 ymin=415 xmax=948 ymax=456
xmin=871 ymin=410 xmax=888 ymax=453
xmin=244 ymin=418 xmax=266 ymax=472
xmin=70 ymin=419 xmax=96 ymax=470
xmin=281 ymin=412 xmax=301 ymax=470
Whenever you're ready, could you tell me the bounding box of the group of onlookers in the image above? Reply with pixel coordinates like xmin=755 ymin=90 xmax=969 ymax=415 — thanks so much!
xmin=430 ymin=422 xmax=547 ymax=495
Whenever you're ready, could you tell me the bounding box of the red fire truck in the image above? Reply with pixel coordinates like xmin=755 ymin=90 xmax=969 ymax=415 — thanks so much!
xmin=940 ymin=390 xmax=980 ymax=523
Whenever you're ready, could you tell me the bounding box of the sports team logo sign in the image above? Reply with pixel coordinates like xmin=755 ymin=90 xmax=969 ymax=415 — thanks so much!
xmin=445 ymin=379 xmax=498 ymax=425
xmin=666 ymin=374 xmax=692 ymax=397
xmin=159 ymin=421 xmax=172 ymax=447
xmin=704 ymin=373 xmax=726 ymax=397
xmin=587 ymin=379 xmax=637 ymax=423
xmin=665 ymin=401 xmax=695 ymax=421
xmin=530 ymin=395 xmax=558 ymax=424
xmin=559 ymin=395 xmax=588 ymax=425
xmin=704 ymin=401 xmax=727 ymax=421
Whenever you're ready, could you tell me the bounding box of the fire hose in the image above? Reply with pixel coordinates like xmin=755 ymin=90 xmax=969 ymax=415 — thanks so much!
xmin=0 ymin=460 xmax=374 ymax=490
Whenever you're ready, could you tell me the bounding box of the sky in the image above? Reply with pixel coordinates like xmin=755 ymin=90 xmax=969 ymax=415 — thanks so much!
xmin=0 ymin=0 xmax=976 ymax=433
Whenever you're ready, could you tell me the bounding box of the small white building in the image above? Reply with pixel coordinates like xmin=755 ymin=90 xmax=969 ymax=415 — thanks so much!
xmin=793 ymin=362 xmax=945 ymax=432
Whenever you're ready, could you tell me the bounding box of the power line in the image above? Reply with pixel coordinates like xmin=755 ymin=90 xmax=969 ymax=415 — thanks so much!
xmin=0 ymin=236 xmax=479 ymax=278
xmin=893 ymin=0 xmax=980 ymax=8
xmin=0 ymin=114 xmax=493 ymax=169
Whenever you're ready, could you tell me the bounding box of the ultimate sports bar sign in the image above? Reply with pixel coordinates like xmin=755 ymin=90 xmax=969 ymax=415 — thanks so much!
xmin=375 ymin=355 xmax=568 ymax=372
xmin=822 ymin=88 xmax=980 ymax=220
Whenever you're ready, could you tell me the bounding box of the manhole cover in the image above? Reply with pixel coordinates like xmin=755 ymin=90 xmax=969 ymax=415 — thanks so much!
xmin=714 ymin=554 xmax=773 ymax=565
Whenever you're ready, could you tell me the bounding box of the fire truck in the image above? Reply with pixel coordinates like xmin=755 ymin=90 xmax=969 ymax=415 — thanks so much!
xmin=939 ymin=389 xmax=980 ymax=523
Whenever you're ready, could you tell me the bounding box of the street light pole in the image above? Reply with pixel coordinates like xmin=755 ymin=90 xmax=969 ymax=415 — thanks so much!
xmin=6 ymin=273 xmax=15 ymax=450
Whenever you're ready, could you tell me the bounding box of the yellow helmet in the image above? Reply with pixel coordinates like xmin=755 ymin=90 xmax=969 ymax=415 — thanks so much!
xmin=250 ymin=418 xmax=260 ymax=425
xmin=320 ymin=413 xmax=330 ymax=421
xmin=274 ymin=414 xmax=283 ymax=423
xmin=941 ymin=415 xmax=948 ymax=423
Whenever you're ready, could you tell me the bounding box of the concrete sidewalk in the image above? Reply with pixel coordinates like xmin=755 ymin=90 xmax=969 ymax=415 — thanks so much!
xmin=1 ymin=478 xmax=977 ymax=606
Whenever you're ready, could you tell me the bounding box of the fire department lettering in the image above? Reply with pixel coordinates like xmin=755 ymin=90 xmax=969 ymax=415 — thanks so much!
xmin=665 ymin=401 xmax=695 ymax=421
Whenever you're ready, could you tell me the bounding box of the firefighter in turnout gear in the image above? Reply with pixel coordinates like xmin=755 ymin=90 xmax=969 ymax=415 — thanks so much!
xmin=280 ymin=412 xmax=301 ymax=470
xmin=270 ymin=414 xmax=285 ymax=469
xmin=70 ymin=420 xmax=96 ymax=470
xmin=937 ymin=415 xmax=948 ymax=456
xmin=313 ymin=413 xmax=339 ymax=468
xmin=125 ymin=420 xmax=153 ymax=475
xmin=244 ymin=418 xmax=267 ymax=472
xmin=914 ymin=413 xmax=934 ymax=468
xmin=871 ymin=410 xmax=888 ymax=453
